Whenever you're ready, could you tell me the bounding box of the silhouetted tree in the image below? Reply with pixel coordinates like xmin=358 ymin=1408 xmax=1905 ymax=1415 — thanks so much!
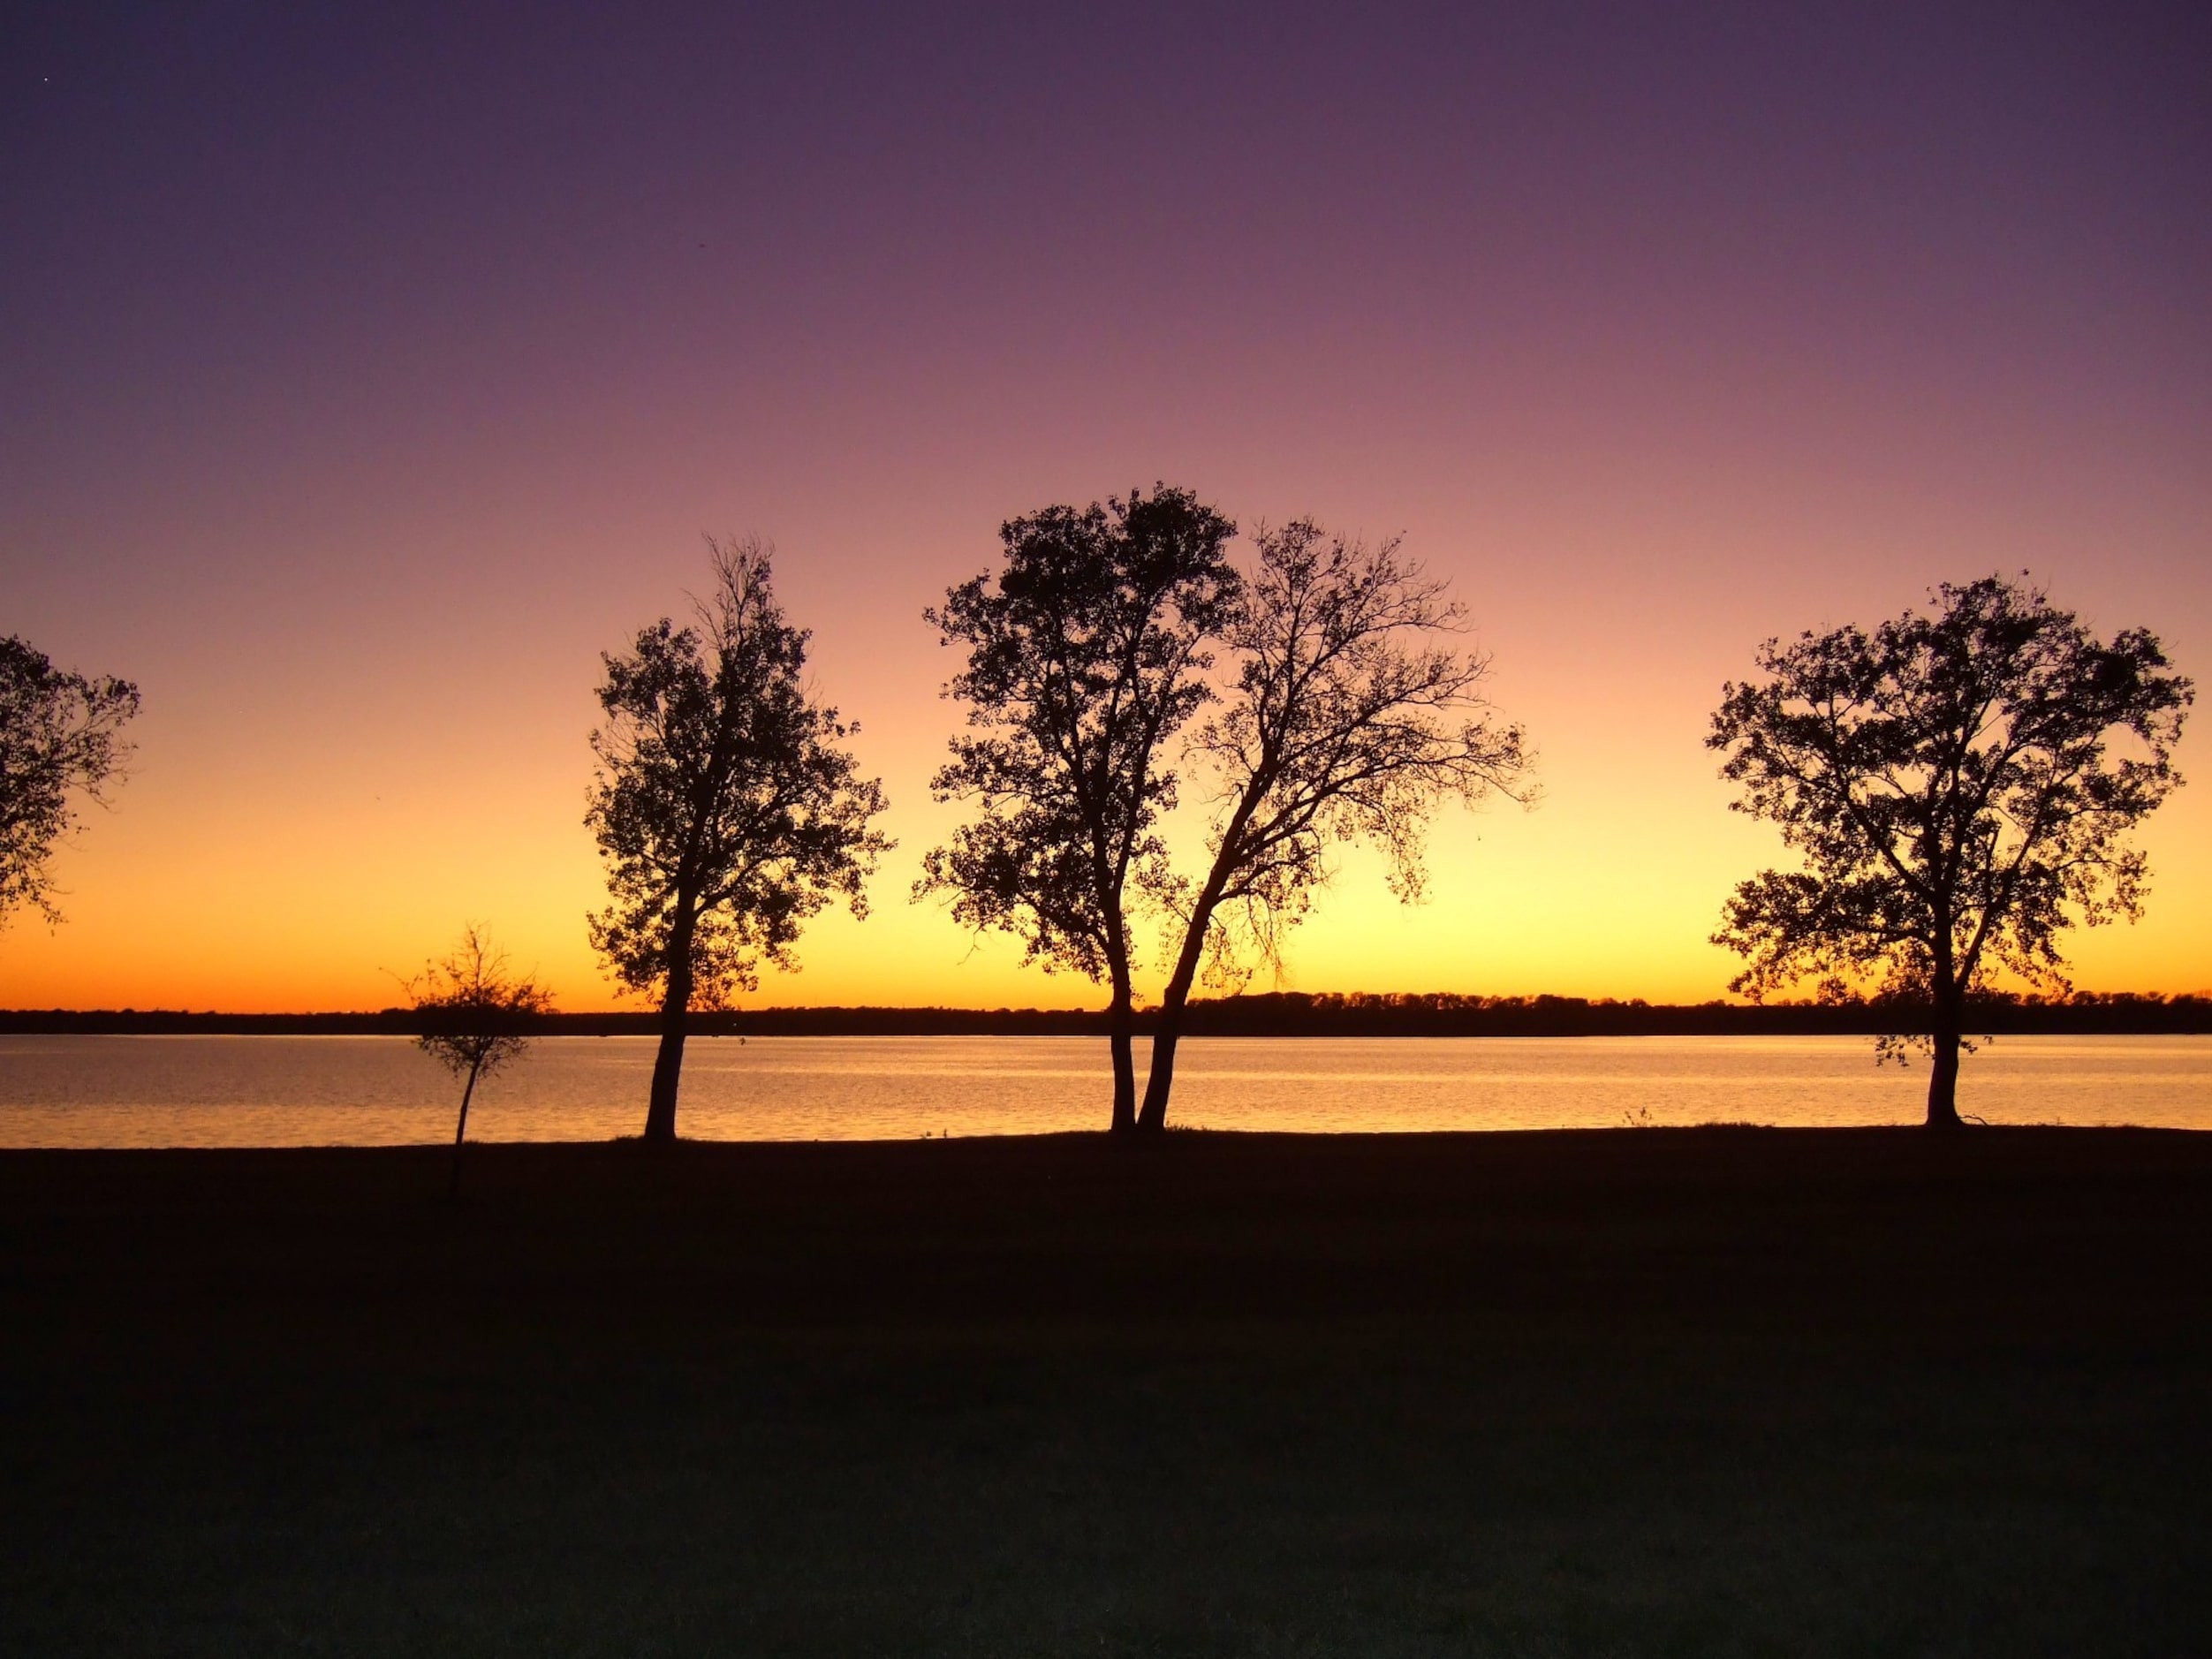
xmin=920 ymin=487 xmax=1239 ymax=1133
xmin=1 ymin=635 xmax=140 ymax=929
xmin=1710 ymin=575 xmax=2192 ymax=1127
xmin=589 ymin=537 xmax=890 ymax=1142
xmin=407 ymin=926 xmax=550 ymax=1195
xmin=1137 ymin=523 xmax=1532 ymax=1130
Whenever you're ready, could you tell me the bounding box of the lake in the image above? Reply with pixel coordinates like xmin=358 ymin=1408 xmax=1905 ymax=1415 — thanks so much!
xmin=3 ymin=1033 xmax=2208 ymax=1147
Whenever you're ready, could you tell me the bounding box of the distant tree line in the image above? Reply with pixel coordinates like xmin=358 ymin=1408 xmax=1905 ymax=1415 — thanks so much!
xmin=9 ymin=989 xmax=2207 ymax=1040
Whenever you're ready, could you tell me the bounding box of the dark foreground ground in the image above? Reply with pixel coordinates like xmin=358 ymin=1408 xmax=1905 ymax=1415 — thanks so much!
xmin=4 ymin=1129 xmax=2210 ymax=1657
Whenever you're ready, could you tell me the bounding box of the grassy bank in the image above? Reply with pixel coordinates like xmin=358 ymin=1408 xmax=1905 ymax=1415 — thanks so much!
xmin=4 ymin=1129 xmax=2210 ymax=1655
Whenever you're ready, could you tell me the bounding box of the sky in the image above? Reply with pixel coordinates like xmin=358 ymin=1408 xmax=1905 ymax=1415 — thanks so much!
xmin=4 ymin=0 xmax=2208 ymax=1012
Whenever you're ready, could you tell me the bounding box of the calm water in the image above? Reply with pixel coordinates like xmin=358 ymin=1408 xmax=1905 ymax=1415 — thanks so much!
xmin=2 ymin=1034 xmax=2208 ymax=1147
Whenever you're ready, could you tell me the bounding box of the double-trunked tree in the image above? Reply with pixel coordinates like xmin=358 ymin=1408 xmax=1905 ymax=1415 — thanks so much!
xmin=588 ymin=537 xmax=890 ymax=1143
xmin=922 ymin=487 xmax=1532 ymax=1134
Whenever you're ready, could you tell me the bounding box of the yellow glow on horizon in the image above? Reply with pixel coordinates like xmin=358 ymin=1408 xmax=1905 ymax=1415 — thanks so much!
xmin=4 ymin=685 xmax=2204 ymax=1012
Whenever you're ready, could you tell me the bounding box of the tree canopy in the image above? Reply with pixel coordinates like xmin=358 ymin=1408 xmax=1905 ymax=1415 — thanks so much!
xmin=0 ymin=635 xmax=140 ymax=929
xmin=1709 ymin=574 xmax=2193 ymax=1125
xmin=589 ymin=537 xmax=890 ymax=1140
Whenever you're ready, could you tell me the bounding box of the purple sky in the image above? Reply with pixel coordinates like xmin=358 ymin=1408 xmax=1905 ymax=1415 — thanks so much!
xmin=5 ymin=2 xmax=2207 ymax=1009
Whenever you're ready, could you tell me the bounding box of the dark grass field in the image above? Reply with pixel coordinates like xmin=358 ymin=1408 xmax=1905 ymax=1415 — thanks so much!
xmin=4 ymin=1128 xmax=2210 ymax=1655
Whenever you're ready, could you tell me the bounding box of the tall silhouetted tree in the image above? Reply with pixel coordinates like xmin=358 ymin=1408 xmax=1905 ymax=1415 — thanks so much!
xmin=589 ymin=538 xmax=890 ymax=1142
xmin=1 ymin=635 xmax=140 ymax=929
xmin=1710 ymin=575 xmax=2192 ymax=1127
xmin=408 ymin=926 xmax=550 ymax=1195
xmin=920 ymin=487 xmax=1239 ymax=1133
xmin=1137 ymin=523 xmax=1532 ymax=1130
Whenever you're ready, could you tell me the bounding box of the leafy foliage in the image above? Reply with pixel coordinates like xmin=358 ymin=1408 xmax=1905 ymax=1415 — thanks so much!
xmin=587 ymin=537 xmax=890 ymax=1012
xmin=1709 ymin=574 xmax=2193 ymax=1062
xmin=0 ymin=635 xmax=140 ymax=928
xmin=919 ymin=487 xmax=1239 ymax=987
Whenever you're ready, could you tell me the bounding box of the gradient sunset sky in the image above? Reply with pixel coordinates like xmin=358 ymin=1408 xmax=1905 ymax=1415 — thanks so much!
xmin=4 ymin=1 xmax=2207 ymax=1012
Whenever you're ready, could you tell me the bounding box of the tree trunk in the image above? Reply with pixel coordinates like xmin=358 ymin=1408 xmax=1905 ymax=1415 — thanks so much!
xmin=644 ymin=996 xmax=689 ymax=1143
xmin=1137 ymin=946 xmax=1202 ymax=1133
xmin=1926 ymin=1020 xmax=1964 ymax=1129
xmin=1137 ymin=866 xmax=1231 ymax=1134
xmin=643 ymin=902 xmax=699 ymax=1145
xmin=1107 ymin=984 xmax=1137 ymax=1136
xmin=449 ymin=1057 xmax=481 ymax=1198
xmin=1928 ymin=986 xmax=1964 ymax=1133
xmin=1137 ymin=1029 xmax=1180 ymax=1133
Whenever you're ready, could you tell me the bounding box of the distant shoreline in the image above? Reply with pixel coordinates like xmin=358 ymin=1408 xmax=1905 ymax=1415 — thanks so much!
xmin=4 ymin=989 xmax=2206 ymax=1039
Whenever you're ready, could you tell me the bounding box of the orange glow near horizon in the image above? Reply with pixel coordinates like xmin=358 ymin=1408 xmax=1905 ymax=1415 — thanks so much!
xmin=6 ymin=10 xmax=2206 ymax=1012
xmin=5 ymin=511 xmax=2207 ymax=1013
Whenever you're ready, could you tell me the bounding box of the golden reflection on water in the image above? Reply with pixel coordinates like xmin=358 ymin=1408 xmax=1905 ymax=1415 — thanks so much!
xmin=3 ymin=1034 xmax=2208 ymax=1148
